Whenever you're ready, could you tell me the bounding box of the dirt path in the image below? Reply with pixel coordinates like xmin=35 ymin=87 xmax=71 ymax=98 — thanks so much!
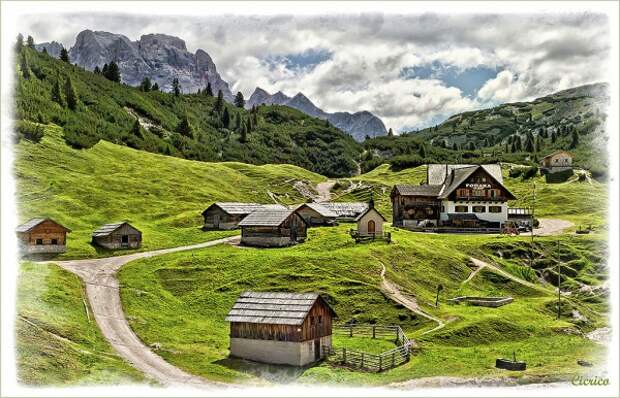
xmin=468 ymin=257 xmax=549 ymax=294
xmin=534 ymin=218 xmax=574 ymax=236
xmin=315 ymin=180 xmax=335 ymax=202
xmin=379 ymin=263 xmax=446 ymax=335
xmin=40 ymin=236 xmax=240 ymax=387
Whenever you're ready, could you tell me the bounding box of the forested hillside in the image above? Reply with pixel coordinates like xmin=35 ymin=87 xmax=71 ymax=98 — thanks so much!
xmin=362 ymin=84 xmax=609 ymax=176
xmin=14 ymin=46 xmax=361 ymax=177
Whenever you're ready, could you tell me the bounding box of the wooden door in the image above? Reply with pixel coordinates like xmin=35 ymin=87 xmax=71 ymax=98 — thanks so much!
xmin=368 ymin=220 xmax=376 ymax=234
xmin=314 ymin=338 xmax=321 ymax=360
xmin=213 ymin=214 xmax=220 ymax=228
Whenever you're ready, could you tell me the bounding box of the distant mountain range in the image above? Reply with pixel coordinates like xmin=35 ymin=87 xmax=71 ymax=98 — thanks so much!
xmin=35 ymin=30 xmax=387 ymax=141
xmin=247 ymin=87 xmax=387 ymax=141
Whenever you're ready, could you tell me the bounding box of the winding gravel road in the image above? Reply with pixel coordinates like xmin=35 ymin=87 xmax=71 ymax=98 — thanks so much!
xmin=41 ymin=236 xmax=240 ymax=387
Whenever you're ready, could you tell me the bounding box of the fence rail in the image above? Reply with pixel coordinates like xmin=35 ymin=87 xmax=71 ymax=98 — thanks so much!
xmin=326 ymin=324 xmax=413 ymax=372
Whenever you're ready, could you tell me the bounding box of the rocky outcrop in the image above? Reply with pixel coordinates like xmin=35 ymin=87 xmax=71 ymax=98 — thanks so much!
xmin=34 ymin=41 xmax=64 ymax=58
xmin=247 ymin=88 xmax=386 ymax=141
xmin=63 ymin=30 xmax=232 ymax=99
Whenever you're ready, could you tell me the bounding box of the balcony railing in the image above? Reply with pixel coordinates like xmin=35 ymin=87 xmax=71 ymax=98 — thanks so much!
xmin=455 ymin=195 xmax=507 ymax=202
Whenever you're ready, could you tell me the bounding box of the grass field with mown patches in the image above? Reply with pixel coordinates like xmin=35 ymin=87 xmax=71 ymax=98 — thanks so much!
xmin=16 ymin=262 xmax=145 ymax=385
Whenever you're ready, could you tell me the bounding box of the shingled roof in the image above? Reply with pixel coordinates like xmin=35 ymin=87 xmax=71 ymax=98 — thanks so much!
xmin=16 ymin=218 xmax=71 ymax=233
xmin=320 ymin=202 xmax=368 ymax=218
xmin=203 ymin=202 xmax=286 ymax=216
xmin=225 ymin=291 xmax=336 ymax=325
xmin=297 ymin=202 xmax=338 ymax=218
xmin=238 ymin=209 xmax=304 ymax=227
xmin=428 ymin=164 xmax=503 ymax=185
xmin=92 ymin=222 xmax=140 ymax=237
xmin=392 ymin=184 xmax=443 ymax=197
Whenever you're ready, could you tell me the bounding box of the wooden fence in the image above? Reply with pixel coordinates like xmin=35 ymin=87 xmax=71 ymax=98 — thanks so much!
xmin=325 ymin=324 xmax=413 ymax=372
xmin=349 ymin=230 xmax=392 ymax=243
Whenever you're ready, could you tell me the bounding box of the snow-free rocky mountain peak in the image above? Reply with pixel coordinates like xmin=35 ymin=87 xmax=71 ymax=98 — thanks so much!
xmin=247 ymin=87 xmax=387 ymax=141
xmin=64 ymin=30 xmax=233 ymax=99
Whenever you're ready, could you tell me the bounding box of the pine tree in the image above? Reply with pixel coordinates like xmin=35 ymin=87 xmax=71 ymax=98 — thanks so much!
xmin=468 ymin=142 xmax=476 ymax=151
xmin=510 ymin=142 xmax=517 ymax=153
xmin=59 ymin=47 xmax=70 ymax=63
xmin=240 ymin=122 xmax=248 ymax=143
xmin=452 ymin=142 xmax=458 ymax=151
xmin=235 ymin=112 xmax=242 ymax=131
xmin=93 ymin=66 xmax=101 ymax=74
xmin=42 ymin=48 xmax=48 ymax=55
xmin=524 ymin=136 xmax=534 ymax=152
xmin=140 ymin=76 xmax=152 ymax=92
xmin=248 ymin=115 xmax=254 ymax=131
xmin=102 ymin=63 xmax=109 ymax=76
xmin=418 ymin=144 xmax=426 ymax=158
xmin=20 ymin=54 xmax=30 ymax=79
xmin=234 ymin=91 xmax=245 ymax=108
xmin=387 ymin=128 xmax=394 ymax=137
xmin=64 ymin=76 xmax=78 ymax=110
xmin=221 ymin=107 xmax=230 ymax=128
xmin=15 ymin=33 xmax=24 ymax=53
xmin=105 ymin=62 xmax=121 ymax=83
xmin=569 ymin=130 xmax=579 ymax=149
xmin=26 ymin=35 xmax=35 ymax=49
xmin=51 ymin=75 xmax=64 ymax=106
xmin=172 ymin=78 xmax=181 ymax=96
xmin=176 ymin=115 xmax=193 ymax=137
xmin=205 ymin=82 xmax=213 ymax=97
xmin=252 ymin=111 xmax=258 ymax=127
xmin=213 ymin=89 xmax=224 ymax=113
xmin=152 ymin=82 xmax=159 ymax=91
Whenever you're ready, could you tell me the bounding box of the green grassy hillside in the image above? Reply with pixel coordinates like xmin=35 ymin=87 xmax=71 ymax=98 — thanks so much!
xmin=14 ymin=125 xmax=324 ymax=258
xmin=17 ymin=262 xmax=144 ymax=385
xmin=15 ymin=47 xmax=361 ymax=177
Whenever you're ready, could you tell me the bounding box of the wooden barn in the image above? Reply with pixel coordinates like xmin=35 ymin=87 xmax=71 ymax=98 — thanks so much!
xmin=320 ymin=202 xmax=369 ymax=221
xmin=238 ymin=209 xmax=308 ymax=247
xmin=16 ymin=218 xmax=71 ymax=254
xmin=225 ymin=291 xmax=337 ymax=366
xmin=91 ymin=222 xmax=142 ymax=249
xmin=540 ymin=150 xmax=573 ymax=174
xmin=201 ymin=202 xmax=286 ymax=230
xmin=355 ymin=204 xmax=386 ymax=237
xmin=295 ymin=203 xmax=337 ymax=226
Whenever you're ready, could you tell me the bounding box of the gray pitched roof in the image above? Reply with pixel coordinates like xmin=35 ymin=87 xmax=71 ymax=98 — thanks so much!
xmin=541 ymin=150 xmax=572 ymax=160
xmin=297 ymin=202 xmax=338 ymax=218
xmin=428 ymin=164 xmax=503 ymax=185
xmin=393 ymin=184 xmax=443 ymax=197
xmin=320 ymin=202 xmax=368 ymax=218
xmin=355 ymin=206 xmax=387 ymax=222
xmin=205 ymin=202 xmax=286 ymax=216
xmin=92 ymin=222 xmax=139 ymax=237
xmin=225 ymin=291 xmax=335 ymax=325
xmin=16 ymin=218 xmax=70 ymax=233
xmin=238 ymin=209 xmax=299 ymax=227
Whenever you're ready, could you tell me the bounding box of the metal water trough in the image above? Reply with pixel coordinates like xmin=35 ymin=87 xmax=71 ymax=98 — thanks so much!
xmin=448 ymin=296 xmax=513 ymax=308
xmin=496 ymin=358 xmax=526 ymax=371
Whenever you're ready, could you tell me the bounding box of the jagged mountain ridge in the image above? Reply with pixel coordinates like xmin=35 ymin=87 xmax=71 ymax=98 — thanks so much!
xmin=34 ymin=41 xmax=64 ymax=58
xmin=62 ymin=30 xmax=233 ymax=99
xmin=247 ymin=87 xmax=387 ymax=142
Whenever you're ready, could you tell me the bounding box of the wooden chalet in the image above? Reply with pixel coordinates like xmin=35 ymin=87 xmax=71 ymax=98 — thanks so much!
xmin=295 ymin=202 xmax=337 ymax=226
xmin=225 ymin=291 xmax=337 ymax=366
xmin=392 ymin=164 xmax=516 ymax=230
xmin=320 ymin=202 xmax=369 ymax=222
xmin=201 ymin=202 xmax=286 ymax=230
xmin=16 ymin=218 xmax=71 ymax=254
xmin=238 ymin=209 xmax=308 ymax=247
xmin=91 ymin=221 xmax=142 ymax=249
xmin=540 ymin=150 xmax=573 ymax=174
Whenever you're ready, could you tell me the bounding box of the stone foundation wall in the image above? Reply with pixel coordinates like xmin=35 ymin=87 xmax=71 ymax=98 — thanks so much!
xmin=230 ymin=335 xmax=331 ymax=366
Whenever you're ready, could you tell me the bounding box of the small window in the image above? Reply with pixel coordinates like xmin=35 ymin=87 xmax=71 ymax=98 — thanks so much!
xmin=310 ymin=316 xmax=315 ymax=325
xmin=489 ymin=206 xmax=502 ymax=213
xmin=35 ymin=239 xmax=43 ymax=245
xmin=51 ymin=238 xmax=58 ymax=245
xmin=318 ymin=316 xmax=323 ymax=325
xmin=455 ymin=205 xmax=468 ymax=213
xmin=473 ymin=206 xmax=486 ymax=213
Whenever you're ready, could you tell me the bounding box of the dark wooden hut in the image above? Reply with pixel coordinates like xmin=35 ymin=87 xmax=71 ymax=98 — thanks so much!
xmin=91 ymin=221 xmax=141 ymax=249
xmin=16 ymin=218 xmax=71 ymax=254
xmin=295 ymin=203 xmax=337 ymax=226
xmin=238 ymin=209 xmax=308 ymax=247
xmin=201 ymin=202 xmax=286 ymax=230
xmin=225 ymin=291 xmax=337 ymax=366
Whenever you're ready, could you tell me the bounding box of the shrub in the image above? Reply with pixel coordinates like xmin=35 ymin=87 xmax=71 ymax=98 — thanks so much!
xmin=15 ymin=120 xmax=44 ymax=143
xmin=509 ymin=167 xmax=523 ymax=178
xmin=522 ymin=166 xmax=538 ymax=180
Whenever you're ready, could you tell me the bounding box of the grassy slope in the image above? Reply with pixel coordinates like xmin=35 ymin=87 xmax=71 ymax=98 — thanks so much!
xmin=17 ymin=262 xmax=144 ymax=385
xmin=14 ymin=125 xmax=323 ymax=258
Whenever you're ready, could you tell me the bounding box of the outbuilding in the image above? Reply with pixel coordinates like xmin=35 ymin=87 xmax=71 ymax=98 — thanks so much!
xmin=238 ymin=209 xmax=308 ymax=247
xmin=320 ymin=202 xmax=369 ymax=221
xmin=202 ymin=202 xmax=287 ymax=230
xmin=91 ymin=221 xmax=142 ymax=249
xmin=294 ymin=203 xmax=337 ymax=226
xmin=16 ymin=218 xmax=71 ymax=254
xmin=540 ymin=151 xmax=573 ymax=174
xmin=225 ymin=291 xmax=337 ymax=366
xmin=355 ymin=204 xmax=386 ymax=237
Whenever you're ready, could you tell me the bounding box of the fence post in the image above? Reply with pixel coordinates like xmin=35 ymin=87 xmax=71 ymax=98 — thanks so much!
xmin=343 ymin=348 xmax=346 ymax=364
xmin=361 ymin=353 xmax=364 ymax=368
xmin=379 ymin=355 xmax=383 ymax=372
xmin=349 ymin=325 xmax=353 ymax=337
xmin=392 ymin=351 xmax=395 ymax=367
xmin=372 ymin=325 xmax=376 ymax=339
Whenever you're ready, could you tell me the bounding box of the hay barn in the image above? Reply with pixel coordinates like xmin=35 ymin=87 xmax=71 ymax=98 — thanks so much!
xmin=16 ymin=218 xmax=71 ymax=254
xmin=91 ymin=222 xmax=142 ymax=249
xmin=295 ymin=203 xmax=337 ymax=226
xmin=238 ymin=209 xmax=308 ymax=247
xmin=202 ymin=202 xmax=286 ymax=230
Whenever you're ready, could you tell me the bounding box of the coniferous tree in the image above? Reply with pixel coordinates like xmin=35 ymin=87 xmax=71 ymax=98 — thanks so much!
xmin=51 ymin=75 xmax=64 ymax=106
xmin=467 ymin=141 xmax=476 ymax=151
xmin=452 ymin=142 xmax=458 ymax=151
xmin=221 ymin=107 xmax=231 ymax=128
xmin=551 ymin=131 xmax=557 ymax=143
xmin=140 ymin=76 xmax=152 ymax=92
xmin=234 ymin=91 xmax=245 ymax=108
xmin=172 ymin=78 xmax=181 ymax=96
xmin=387 ymin=128 xmax=394 ymax=137
xmin=205 ymin=82 xmax=213 ymax=96
xmin=102 ymin=63 xmax=109 ymax=76
xmin=569 ymin=130 xmax=579 ymax=149
xmin=176 ymin=115 xmax=193 ymax=137
xmin=252 ymin=111 xmax=258 ymax=127
xmin=510 ymin=141 xmax=517 ymax=153
xmin=235 ymin=113 xmax=242 ymax=131
xmin=240 ymin=122 xmax=248 ymax=143
xmin=59 ymin=47 xmax=70 ymax=63
xmin=213 ymin=89 xmax=224 ymax=113
xmin=105 ymin=62 xmax=121 ymax=83
xmin=20 ymin=54 xmax=30 ymax=79
xmin=524 ymin=136 xmax=534 ymax=152
xmin=15 ymin=33 xmax=24 ymax=52
xmin=93 ymin=66 xmax=101 ymax=74
xmin=152 ymin=82 xmax=159 ymax=91
xmin=64 ymin=76 xmax=78 ymax=110
xmin=42 ymin=48 xmax=48 ymax=55
xmin=418 ymin=144 xmax=426 ymax=158
xmin=26 ymin=35 xmax=35 ymax=49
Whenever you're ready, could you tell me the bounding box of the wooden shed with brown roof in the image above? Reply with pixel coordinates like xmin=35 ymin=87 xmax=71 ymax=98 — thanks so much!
xmin=16 ymin=218 xmax=71 ymax=254
xmin=238 ymin=209 xmax=308 ymax=247
xmin=91 ymin=221 xmax=141 ymax=250
xmin=225 ymin=291 xmax=337 ymax=366
xmin=201 ymin=202 xmax=287 ymax=230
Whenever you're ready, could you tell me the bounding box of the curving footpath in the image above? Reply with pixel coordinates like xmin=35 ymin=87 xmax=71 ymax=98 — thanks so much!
xmin=40 ymin=236 xmax=240 ymax=388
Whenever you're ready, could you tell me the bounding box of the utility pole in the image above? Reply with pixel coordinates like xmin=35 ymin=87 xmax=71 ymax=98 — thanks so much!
xmin=530 ymin=183 xmax=536 ymax=268
xmin=557 ymin=239 xmax=561 ymax=320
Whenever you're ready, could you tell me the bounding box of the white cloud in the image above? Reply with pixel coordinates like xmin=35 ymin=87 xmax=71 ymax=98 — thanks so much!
xmin=477 ymin=70 xmax=527 ymax=103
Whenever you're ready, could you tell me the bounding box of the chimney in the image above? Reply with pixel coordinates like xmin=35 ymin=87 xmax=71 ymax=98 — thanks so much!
xmin=369 ymin=191 xmax=375 ymax=209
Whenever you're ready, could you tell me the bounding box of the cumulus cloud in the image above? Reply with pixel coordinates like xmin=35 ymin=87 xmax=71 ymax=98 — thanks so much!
xmin=18 ymin=12 xmax=610 ymax=132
